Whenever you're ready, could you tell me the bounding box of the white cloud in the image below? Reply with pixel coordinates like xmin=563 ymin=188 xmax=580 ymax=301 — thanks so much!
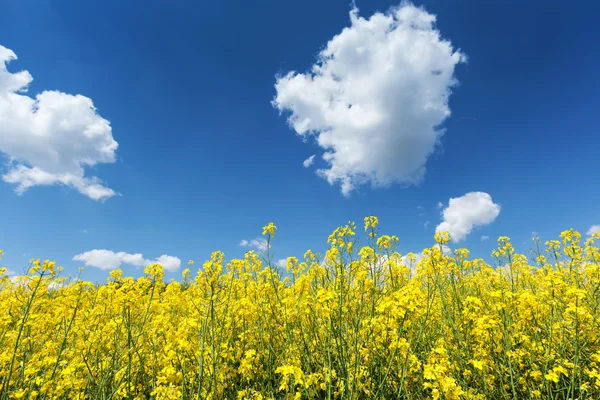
xmin=2 ymin=268 xmax=32 ymax=284
xmin=303 ymin=154 xmax=316 ymax=168
xmin=588 ymin=225 xmax=600 ymax=236
xmin=152 ymin=255 xmax=182 ymax=272
xmin=0 ymin=45 xmax=118 ymax=200
xmin=437 ymin=201 xmax=444 ymax=210
xmin=436 ymin=192 xmax=500 ymax=242
xmin=401 ymin=252 xmax=424 ymax=266
xmin=481 ymin=235 xmax=489 ymax=241
xmin=273 ymin=4 xmax=465 ymax=196
xmin=73 ymin=250 xmax=181 ymax=272
xmin=48 ymin=280 xmax=68 ymax=291
xmin=2 ymin=268 xmax=19 ymax=281
xmin=239 ymin=238 xmax=269 ymax=252
xmin=276 ymin=259 xmax=287 ymax=269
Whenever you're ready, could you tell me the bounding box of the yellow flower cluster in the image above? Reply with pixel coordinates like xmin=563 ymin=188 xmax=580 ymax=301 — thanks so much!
xmin=1 ymin=222 xmax=600 ymax=399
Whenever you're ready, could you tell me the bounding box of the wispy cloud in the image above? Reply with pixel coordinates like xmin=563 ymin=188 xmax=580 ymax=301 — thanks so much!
xmin=303 ymin=155 xmax=316 ymax=168
xmin=239 ymin=238 xmax=269 ymax=252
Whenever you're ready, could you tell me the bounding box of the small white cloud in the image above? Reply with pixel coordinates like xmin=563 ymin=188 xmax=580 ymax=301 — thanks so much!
xmin=303 ymin=154 xmax=316 ymax=168
xmin=48 ymin=280 xmax=68 ymax=291
xmin=436 ymin=192 xmax=501 ymax=242
xmin=437 ymin=201 xmax=444 ymax=210
xmin=6 ymin=269 xmax=22 ymax=283
xmin=3 ymin=268 xmax=18 ymax=277
xmin=0 ymin=44 xmax=118 ymax=200
xmin=73 ymin=250 xmax=181 ymax=272
xmin=588 ymin=225 xmax=600 ymax=236
xmin=423 ymin=221 xmax=429 ymax=228
xmin=481 ymin=235 xmax=489 ymax=241
xmin=531 ymin=231 xmax=540 ymax=241
xmin=239 ymin=238 xmax=269 ymax=252
xmin=276 ymin=259 xmax=287 ymax=269
xmin=273 ymin=4 xmax=465 ymax=196
xmin=153 ymin=255 xmax=182 ymax=272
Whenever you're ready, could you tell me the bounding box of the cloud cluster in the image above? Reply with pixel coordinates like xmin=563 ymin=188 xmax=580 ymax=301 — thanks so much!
xmin=0 ymin=45 xmax=118 ymax=200
xmin=436 ymin=192 xmax=501 ymax=242
xmin=73 ymin=250 xmax=181 ymax=272
xmin=273 ymin=4 xmax=465 ymax=195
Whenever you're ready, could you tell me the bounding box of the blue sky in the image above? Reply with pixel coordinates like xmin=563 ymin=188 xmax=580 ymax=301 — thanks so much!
xmin=1 ymin=0 xmax=599 ymax=282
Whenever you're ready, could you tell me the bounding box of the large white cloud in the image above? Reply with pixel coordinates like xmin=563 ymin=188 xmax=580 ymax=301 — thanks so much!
xmin=273 ymin=4 xmax=465 ymax=195
xmin=0 ymin=45 xmax=118 ymax=200
xmin=436 ymin=192 xmax=501 ymax=242
xmin=73 ymin=250 xmax=181 ymax=272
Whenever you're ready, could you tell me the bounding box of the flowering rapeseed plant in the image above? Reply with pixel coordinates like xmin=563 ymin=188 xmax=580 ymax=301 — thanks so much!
xmin=1 ymin=220 xmax=600 ymax=399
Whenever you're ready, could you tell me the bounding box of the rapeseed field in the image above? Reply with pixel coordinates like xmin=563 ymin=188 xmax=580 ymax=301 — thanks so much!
xmin=1 ymin=217 xmax=599 ymax=399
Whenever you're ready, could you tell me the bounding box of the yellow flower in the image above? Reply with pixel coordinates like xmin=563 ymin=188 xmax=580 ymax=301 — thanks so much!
xmin=434 ymin=231 xmax=450 ymax=245
xmin=108 ymin=268 xmax=123 ymax=281
xmin=544 ymin=371 xmax=559 ymax=383
xmin=10 ymin=389 xmax=28 ymax=399
xmin=376 ymin=235 xmax=398 ymax=250
xmin=470 ymin=360 xmax=484 ymax=371
xmin=364 ymin=216 xmax=378 ymax=235
xmin=262 ymin=222 xmax=277 ymax=237
xmin=529 ymin=370 xmax=543 ymax=381
xmin=181 ymin=268 xmax=191 ymax=281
